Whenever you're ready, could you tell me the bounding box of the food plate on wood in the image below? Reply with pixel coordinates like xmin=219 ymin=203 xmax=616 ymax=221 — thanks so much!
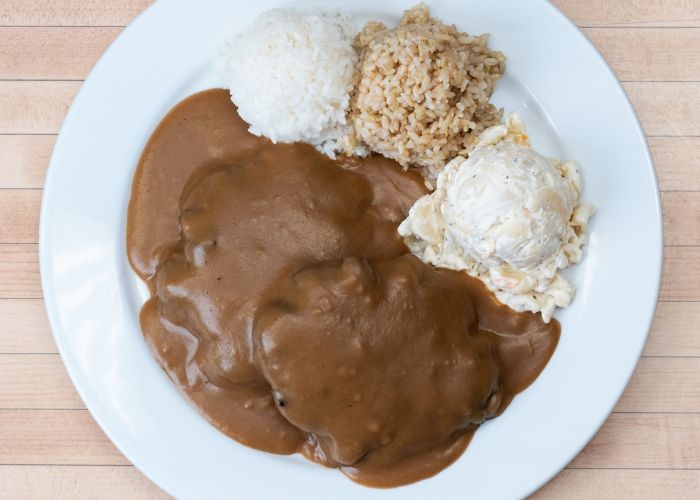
xmin=40 ymin=0 xmax=662 ymax=498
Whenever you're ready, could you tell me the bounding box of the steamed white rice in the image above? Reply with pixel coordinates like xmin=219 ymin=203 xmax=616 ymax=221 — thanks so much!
xmin=217 ymin=8 xmax=357 ymax=156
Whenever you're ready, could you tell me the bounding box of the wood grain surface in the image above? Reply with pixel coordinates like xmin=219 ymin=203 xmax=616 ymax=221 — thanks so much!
xmin=0 ymin=1 xmax=698 ymax=498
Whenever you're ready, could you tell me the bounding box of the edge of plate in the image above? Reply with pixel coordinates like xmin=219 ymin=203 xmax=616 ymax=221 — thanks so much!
xmin=516 ymin=1 xmax=664 ymax=497
xmin=37 ymin=1 xmax=179 ymax=497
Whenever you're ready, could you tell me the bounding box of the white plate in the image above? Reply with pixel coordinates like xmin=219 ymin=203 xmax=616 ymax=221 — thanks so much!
xmin=40 ymin=1 xmax=663 ymax=498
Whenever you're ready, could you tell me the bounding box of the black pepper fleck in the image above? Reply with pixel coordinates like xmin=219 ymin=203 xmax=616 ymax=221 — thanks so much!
xmin=273 ymin=390 xmax=286 ymax=407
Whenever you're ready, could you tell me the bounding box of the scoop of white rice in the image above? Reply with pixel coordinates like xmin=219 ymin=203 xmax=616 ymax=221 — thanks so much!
xmin=217 ymin=8 xmax=357 ymax=156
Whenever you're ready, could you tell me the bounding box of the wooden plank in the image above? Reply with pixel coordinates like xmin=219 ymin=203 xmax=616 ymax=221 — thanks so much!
xmin=663 ymin=192 xmax=700 ymax=247
xmin=584 ymin=28 xmax=700 ymax=82
xmin=0 ymin=190 xmax=40 ymax=244
xmin=13 ymin=136 xmax=699 ymax=199
xmin=0 ymin=134 xmax=696 ymax=196
xmin=0 ymin=136 xmax=52 ymax=188
xmin=571 ymin=413 xmax=700 ymax=468
xmin=533 ymin=469 xmax=700 ymax=499
xmin=1 ymin=0 xmax=699 ymax=29
xmin=21 ymin=243 xmax=700 ymax=309
xmin=0 ymin=27 xmax=120 ymax=80
xmin=0 ymin=81 xmax=79 ymax=134
xmin=0 ymin=0 xmax=151 ymax=27
xmin=0 ymin=465 xmax=167 ymax=500
xmin=0 ymin=244 xmax=40 ymax=299
xmin=0 ymin=296 xmax=684 ymax=356
xmin=2 ymin=410 xmax=699 ymax=470
xmin=10 ymin=298 xmax=672 ymax=359
xmin=646 ymin=302 xmax=700 ymax=357
xmin=615 ymin=357 xmax=700 ymax=413
xmin=0 ymin=300 xmax=55 ymax=354
xmin=649 ymin=136 xmax=700 ymax=192
xmin=661 ymin=247 xmax=700 ymax=301
xmin=0 ymin=243 xmax=694 ymax=305
xmin=5 ymin=352 xmax=700 ymax=413
xmin=553 ymin=0 xmax=700 ymax=28
xmin=624 ymin=82 xmax=700 ymax=137
xmin=4 ymin=185 xmax=698 ymax=251
xmin=3 ymin=27 xmax=699 ymax=82
xmin=0 ymin=409 xmax=127 ymax=465
xmin=2 ymin=81 xmax=696 ymax=138
xmin=0 ymin=355 xmax=82 ymax=409
xmin=0 ymin=135 xmax=696 ymax=192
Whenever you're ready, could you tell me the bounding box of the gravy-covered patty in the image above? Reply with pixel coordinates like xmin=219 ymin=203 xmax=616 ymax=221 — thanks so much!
xmin=127 ymin=89 xmax=559 ymax=487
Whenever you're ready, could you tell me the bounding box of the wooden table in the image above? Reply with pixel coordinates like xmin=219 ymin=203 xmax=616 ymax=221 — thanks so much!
xmin=1 ymin=1 xmax=699 ymax=497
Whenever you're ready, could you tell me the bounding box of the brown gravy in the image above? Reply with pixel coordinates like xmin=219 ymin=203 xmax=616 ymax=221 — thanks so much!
xmin=127 ymin=89 xmax=559 ymax=487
